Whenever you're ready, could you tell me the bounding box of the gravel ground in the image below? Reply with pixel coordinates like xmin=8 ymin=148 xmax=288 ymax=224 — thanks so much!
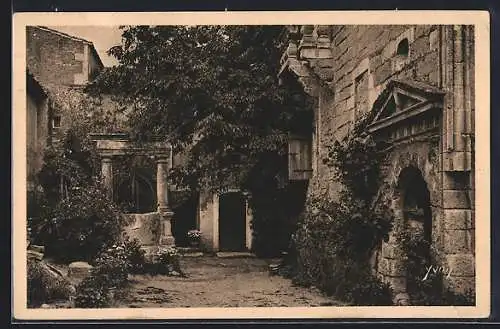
xmin=114 ymin=256 xmax=342 ymax=308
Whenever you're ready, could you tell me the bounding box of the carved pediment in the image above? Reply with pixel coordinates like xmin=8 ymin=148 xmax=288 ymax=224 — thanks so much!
xmin=366 ymin=79 xmax=445 ymax=140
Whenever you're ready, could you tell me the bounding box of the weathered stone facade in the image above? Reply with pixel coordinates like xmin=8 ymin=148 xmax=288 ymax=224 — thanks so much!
xmin=279 ymin=25 xmax=475 ymax=298
xmin=26 ymin=73 xmax=49 ymax=193
xmin=26 ymin=26 xmax=103 ymax=87
xmin=26 ymin=26 xmax=105 ymax=188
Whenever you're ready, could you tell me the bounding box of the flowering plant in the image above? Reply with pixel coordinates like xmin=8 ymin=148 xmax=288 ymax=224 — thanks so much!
xmin=187 ymin=229 xmax=201 ymax=241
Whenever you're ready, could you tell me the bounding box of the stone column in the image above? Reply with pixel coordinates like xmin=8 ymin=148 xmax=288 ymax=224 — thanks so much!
xmin=101 ymin=156 xmax=113 ymax=200
xmin=156 ymin=156 xmax=175 ymax=246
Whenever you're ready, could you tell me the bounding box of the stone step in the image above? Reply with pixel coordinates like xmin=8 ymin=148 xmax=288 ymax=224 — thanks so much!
xmin=215 ymin=251 xmax=256 ymax=259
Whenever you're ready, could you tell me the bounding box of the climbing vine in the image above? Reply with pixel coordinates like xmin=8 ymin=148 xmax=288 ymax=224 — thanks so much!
xmin=289 ymin=113 xmax=395 ymax=305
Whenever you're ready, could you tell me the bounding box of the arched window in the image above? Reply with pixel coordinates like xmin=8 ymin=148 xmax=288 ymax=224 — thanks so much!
xmin=397 ymin=38 xmax=409 ymax=56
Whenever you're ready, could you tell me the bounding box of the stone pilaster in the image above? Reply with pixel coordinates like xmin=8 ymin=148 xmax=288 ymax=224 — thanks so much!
xmin=156 ymin=156 xmax=175 ymax=246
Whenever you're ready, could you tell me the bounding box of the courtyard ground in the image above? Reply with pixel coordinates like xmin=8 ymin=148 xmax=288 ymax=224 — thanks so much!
xmin=114 ymin=256 xmax=342 ymax=308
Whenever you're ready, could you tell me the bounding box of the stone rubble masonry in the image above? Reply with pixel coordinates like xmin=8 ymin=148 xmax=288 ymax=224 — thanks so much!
xmin=26 ymin=26 xmax=103 ymax=87
xmin=286 ymin=25 xmax=475 ymax=298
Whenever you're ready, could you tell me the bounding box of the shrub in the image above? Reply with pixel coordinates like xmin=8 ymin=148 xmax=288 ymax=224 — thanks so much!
xmin=29 ymin=181 xmax=126 ymax=263
xmin=27 ymin=259 xmax=74 ymax=307
xmin=154 ymin=246 xmax=182 ymax=275
xmin=74 ymin=242 xmax=137 ymax=308
xmin=74 ymin=275 xmax=111 ymax=308
xmin=288 ymin=112 xmax=394 ymax=305
xmin=123 ymin=237 xmax=147 ymax=274
xmin=396 ymin=229 xmax=476 ymax=306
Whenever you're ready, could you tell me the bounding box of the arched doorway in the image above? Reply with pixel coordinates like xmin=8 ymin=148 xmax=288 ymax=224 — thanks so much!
xmin=398 ymin=166 xmax=432 ymax=244
xmin=395 ymin=166 xmax=433 ymax=298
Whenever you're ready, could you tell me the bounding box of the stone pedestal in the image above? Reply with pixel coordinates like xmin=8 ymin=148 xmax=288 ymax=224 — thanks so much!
xmin=159 ymin=210 xmax=175 ymax=246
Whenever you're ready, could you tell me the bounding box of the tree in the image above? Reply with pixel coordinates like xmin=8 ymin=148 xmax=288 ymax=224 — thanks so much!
xmin=86 ymin=25 xmax=313 ymax=256
xmin=87 ymin=25 xmax=313 ymax=193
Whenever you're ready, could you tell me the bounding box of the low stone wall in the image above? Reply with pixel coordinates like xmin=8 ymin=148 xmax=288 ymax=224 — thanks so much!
xmin=123 ymin=212 xmax=161 ymax=246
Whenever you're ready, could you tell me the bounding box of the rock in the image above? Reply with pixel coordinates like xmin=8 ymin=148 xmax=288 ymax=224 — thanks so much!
xmin=68 ymin=261 xmax=93 ymax=280
xmin=170 ymin=271 xmax=181 ymax=277
xmin=27 ymin=250 xmax=44 ymax=261
xmin=30 ymin=245 xmax=45 ymax=254
xmin=41 ymin=304 xmax=50 ymax=309
xmin=394 ymin=292 xmax=410 ymax=306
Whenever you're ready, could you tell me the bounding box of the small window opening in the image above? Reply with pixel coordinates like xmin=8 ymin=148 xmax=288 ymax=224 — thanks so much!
xmin=397 ymin=38 xmax=409 ymax=56
xmin=52 ymin=115 xmax=61 ymax=129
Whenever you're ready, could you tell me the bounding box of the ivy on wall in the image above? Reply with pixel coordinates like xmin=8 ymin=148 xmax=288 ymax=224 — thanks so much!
xmin=288 ymin=113 xmax=395 ymax=305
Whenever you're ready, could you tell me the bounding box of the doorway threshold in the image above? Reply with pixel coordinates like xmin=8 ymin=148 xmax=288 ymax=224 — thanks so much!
xmin=215 ymin=251 xmax=256 ymax=259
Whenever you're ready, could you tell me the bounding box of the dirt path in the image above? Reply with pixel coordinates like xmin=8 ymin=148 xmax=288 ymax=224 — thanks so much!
xmin=115 ymin=256 xmax=342 ymax=308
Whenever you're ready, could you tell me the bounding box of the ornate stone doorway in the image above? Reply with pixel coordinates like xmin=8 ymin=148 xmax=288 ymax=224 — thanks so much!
xmin=391 ymin=165 xmax=433 ymax=303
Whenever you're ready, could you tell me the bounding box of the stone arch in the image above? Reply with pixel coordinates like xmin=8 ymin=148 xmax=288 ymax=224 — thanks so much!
xmin=385 ymin=161 xmax=433 ymax=304
xmin=376 ymin=150 xmax=437 ymax=304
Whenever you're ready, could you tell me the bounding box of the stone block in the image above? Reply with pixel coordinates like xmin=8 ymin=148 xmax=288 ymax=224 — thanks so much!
xmin=444 ymin=276 xmax=475 ymax=296
xmin=429 ymin=29 xmax=439 ymax=50
xmin=124 ymin=212 xmax=160 ymax=246
xmin=443 ymin=190 xmax=470 ymax=209
xmin=411 ymin=35 xmax=430 ymax=59
xmin=444 ymin=229 xmax=473 ymax=254
xmin=374 ymin=60 xmax=392 ymax=85
xmin=416 ymin=52 xmax=439 ymax=78
xmin=381 ymin=242 xmax=403 ymax=259
xmin=68 ymin=261 xmax=93 ymax=280
xmin=443 ymin=209 xmax=473 ymax=230
xmin=415 ymin=25 xmax=432 ymax=38
xmin=378 ymin=257 xmax=406 ymax=277
xmin=394 ymin=292 xmax=410 ymax=305
xmin=446 ymin=253 xmax=475 ymax=277
xmin=369 ymin=54 xmax=383 ymax=71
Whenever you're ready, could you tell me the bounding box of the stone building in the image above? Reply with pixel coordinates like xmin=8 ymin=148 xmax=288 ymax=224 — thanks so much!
xmin=25 ymin=26 xmax=105 ymax=188
xmin=26 ymin=72 xmax=49 ymax=193
xmin=278 ymin=25 xmax=475 ymax=297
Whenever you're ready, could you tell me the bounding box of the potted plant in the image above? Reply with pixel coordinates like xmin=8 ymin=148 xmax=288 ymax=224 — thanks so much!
xmin=187 ymin=229 xmax=201 ymax=248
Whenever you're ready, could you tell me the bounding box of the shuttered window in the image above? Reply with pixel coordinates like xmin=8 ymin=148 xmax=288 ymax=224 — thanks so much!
xmin=288 ymin=134 xmax=313 ymax=181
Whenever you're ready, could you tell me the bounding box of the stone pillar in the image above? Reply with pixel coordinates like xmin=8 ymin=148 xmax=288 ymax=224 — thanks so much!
xmin=101 ymin=156 xmax=113 ymax=199
xmin=156 ymin=156 xmax=175 ymax=246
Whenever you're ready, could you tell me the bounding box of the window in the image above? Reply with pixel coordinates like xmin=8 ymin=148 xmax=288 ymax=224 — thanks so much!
xmin=51 ymin=115 xmax=61 ymax=129
xmin=397 ymin=38 xmax=409 ymax=57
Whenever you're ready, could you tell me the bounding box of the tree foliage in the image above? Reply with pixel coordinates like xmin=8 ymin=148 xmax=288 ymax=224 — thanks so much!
xmin=87 ymin=25 xmax=313 ymax=193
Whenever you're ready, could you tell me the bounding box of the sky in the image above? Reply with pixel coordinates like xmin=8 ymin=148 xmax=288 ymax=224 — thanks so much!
xmin=46 ymin=26 xmax=123 ymax=67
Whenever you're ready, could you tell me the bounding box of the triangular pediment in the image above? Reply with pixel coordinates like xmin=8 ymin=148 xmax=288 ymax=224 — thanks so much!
xmin=367 ymin=79 xmax=445 ymax=137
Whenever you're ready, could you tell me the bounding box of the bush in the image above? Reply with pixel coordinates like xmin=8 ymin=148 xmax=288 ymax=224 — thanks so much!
xmin=123 ymin=237 xmax=147 ymax=274
xmin=74 ymin=275 xmax=111 ymax=308
xmin=75 ymin=242 xmax=137 ymax=308
xmin=291 ymin=195 xmax=393 ymax=305
xmin=396 ymin=229 xmax=476 ymax=306
xmin=27 ymin=259 xmax=74 ymax=307
xmin=29 ymin=182 xmax=126 ymax=263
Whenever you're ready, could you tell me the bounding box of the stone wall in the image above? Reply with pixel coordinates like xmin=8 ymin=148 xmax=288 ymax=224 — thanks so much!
xmin=26 ymin=26 xmax=102 ymax=86
xmin=26 ymin=75 xmax=50 ymax=192
xmin=309 ymin=25 xmax=441 ymax=200
xmin=283 ymin=24 xmax=475 ymax=298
